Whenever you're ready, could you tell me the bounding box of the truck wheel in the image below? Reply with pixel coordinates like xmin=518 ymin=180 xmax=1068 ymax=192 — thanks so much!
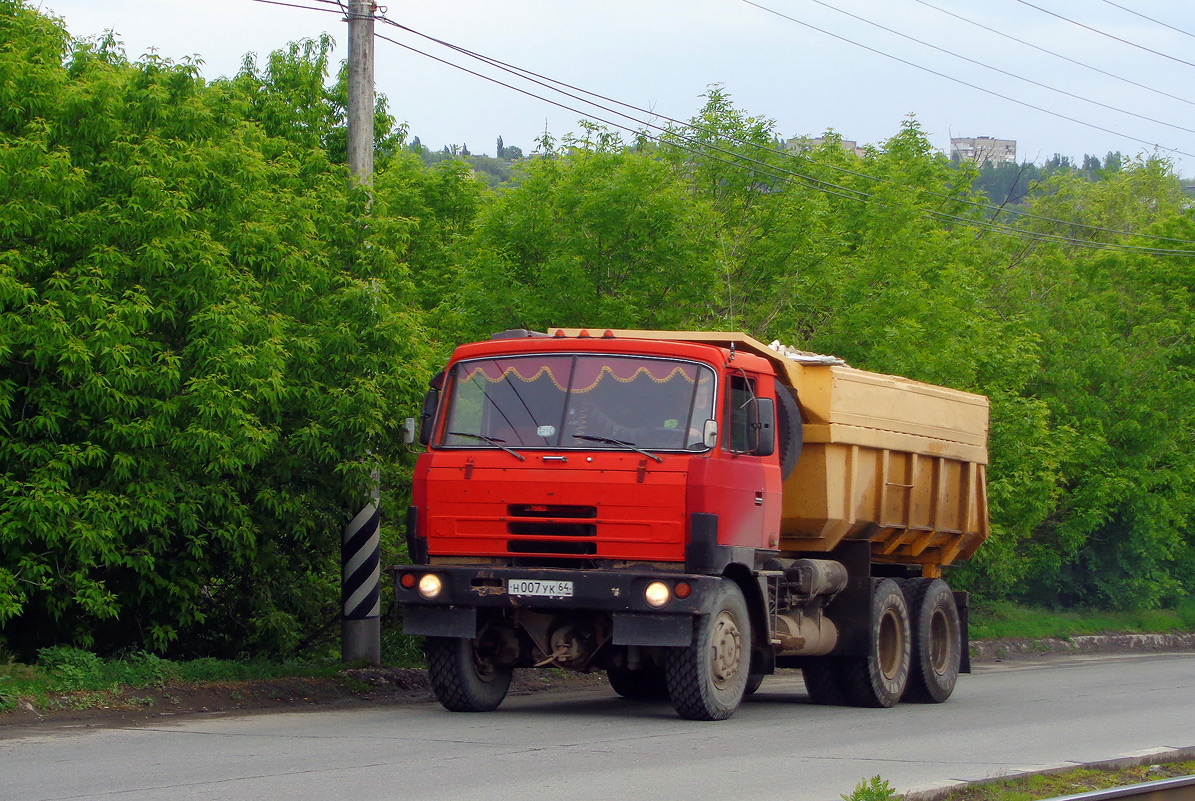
xmin=775 ymin=385 xmax=803 ymax=480
xmin=424 ymin=635 xmax=513 ymax=712
xmin=665 ymin=579 xmax=751 ymax=720
xmin=802 ymin=657 xmax=848 ymax=705
xmin=840 ymin=579 xmax=910 ymax=708
xmin=900 ymin=578 xmax=961 ymax=703
xmin=608 ymin=667 xmax=669 ymax=700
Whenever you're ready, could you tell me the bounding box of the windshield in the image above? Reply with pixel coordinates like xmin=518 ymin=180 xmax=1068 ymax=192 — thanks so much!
xmin=438 ymin=354 xmax=716 ymax=451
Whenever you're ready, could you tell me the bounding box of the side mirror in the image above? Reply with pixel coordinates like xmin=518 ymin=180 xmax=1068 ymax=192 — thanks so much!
xmin=752 ymin=397 xmax=775 ymax=456
xmin=702 ymin=419 xmax=719 ymax=448
xmin=402 ymin=417 xmax=417 ymax=445
xmin=417 ymin=388 xmax=440 ymax=446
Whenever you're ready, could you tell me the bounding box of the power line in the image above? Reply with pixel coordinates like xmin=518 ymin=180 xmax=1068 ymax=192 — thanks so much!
xmin=740 ymin=0 xmax=1195 ymax=161
xmin=248 ymin=0 xmax=343 ymax=14
xmin=373 ymin=21 xmax=1194 ymax=255
xmin=377 ymin=13 xmax=1195 ymax=249
xmin=1098 ymin=0 xmax=1195 ymax=42
xmin=912 ymin=0 xmax=1195 ymax=110
xmin=800 ymin=0 xmax=1195 ymax=136
xmin=1015 ymin=0 xmax=1195 ymax=70
xmin=371 ymin=28 xmax=873 ymax=206
xmin=250 ymin=0 xmax=1195 ymax=256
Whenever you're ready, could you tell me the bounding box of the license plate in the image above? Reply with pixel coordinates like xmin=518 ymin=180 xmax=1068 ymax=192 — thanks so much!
xmin=508 ymin=579 xmax=574 ymax=597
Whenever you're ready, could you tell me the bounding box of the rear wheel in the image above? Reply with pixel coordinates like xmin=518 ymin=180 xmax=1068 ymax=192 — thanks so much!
xmin=425 ymin=635 xmax=513 ymax=712
xmin=840 ymin=579 xmax=910 ymax=708
xmin=608 ymin=666 xmax=669 ymax=700
xmin=901 ymin=578 xmax=961 ymax=703
xmin=666 ymin=579 xmax=751 ymax=720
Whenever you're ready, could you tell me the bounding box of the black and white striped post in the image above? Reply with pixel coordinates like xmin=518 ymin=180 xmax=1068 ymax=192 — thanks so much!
xmin=342 ymin=490 xmax=381 ymax=663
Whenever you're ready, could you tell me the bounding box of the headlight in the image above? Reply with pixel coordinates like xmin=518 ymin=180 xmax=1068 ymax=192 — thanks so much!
xmin=644 ymin=581 xmax=671 ymax=608
xmin=418 ymin=573 xmax=444 ymax=600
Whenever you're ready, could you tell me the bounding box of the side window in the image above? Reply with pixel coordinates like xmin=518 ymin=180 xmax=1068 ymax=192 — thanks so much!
xmin=723 ymin=374 xmax=756 ymax=453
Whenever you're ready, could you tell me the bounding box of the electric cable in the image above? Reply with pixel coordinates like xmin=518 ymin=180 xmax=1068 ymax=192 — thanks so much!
xmin=250 ymin=0 xmax=343 ymax=14
xmin=376 ymin=13 xmax=1195 ymax=247
xmin=800 ymin=0 xmax=1195 ymax=136
xmin=1014 ymin=0 xmax=1195 ymax=70
xmin=251 ymin=0 xmax=1195 ymax=255
xmin=1098 ymin=0 xmax=1195 ymax=42
xmin=912 ymin=0 xmax=1195 ymax=109
xmin=740 ymin=0 xmax=1195 ymax=161
xmin=374 ymin=28 xmax=1193 ymax=256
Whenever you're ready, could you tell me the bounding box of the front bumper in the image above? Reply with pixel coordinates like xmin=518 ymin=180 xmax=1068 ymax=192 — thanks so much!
xmin=391 ymin=565 xmax=722 ymax=646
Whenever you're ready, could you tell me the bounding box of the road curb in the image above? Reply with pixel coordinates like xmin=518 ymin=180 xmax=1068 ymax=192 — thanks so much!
xmin=904 ymin=747 xmax=1195 ymax=801
xmin=970 ymin=633 xmax=1195 ymax=663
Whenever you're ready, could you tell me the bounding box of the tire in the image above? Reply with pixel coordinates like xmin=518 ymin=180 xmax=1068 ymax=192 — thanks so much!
xmin=425 ymin=636 xmax=513 ymax=712
xmin=802 ymin=657 xmax=849 ymax=705
xmin=775 ymin=385 xmax=803 ymax=480
xmin=608 ymin=667 xmax=669 ymax=701
xmin=744 ymin=672 xmax=765 ymax=696
xmin=839 ymin=578 xmax=911 ymax=708
xmin=665 ymin=579 xmax=751 ymax=721
xmin=900 ymin=578 xmax=961 ymax=703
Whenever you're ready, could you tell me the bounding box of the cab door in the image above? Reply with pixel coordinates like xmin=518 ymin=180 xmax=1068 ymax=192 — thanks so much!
xmin=694 ymin=372 xmax=781 ymax=549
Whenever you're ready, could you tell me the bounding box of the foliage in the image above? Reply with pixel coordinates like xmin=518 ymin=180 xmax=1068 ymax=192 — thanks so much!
xmin=842 ymin=776 xmax=900 ymax=801
xmin=0 ymin=2 xmax=432 ymax=658
xmin=969 ymin=601 xmax=1195 ymax=640
xmin=0 ymin=644 xmax=347 ymax=713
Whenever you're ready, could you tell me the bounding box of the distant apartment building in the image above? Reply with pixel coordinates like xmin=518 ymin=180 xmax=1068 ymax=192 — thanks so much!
xmin=786 ymin=136 xmax=867 ymax=158
xmin=950 ymin=136 xmax=1017 ymax=165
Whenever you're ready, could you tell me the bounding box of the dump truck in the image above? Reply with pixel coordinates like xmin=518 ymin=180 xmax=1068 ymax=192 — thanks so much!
xmin=394 ymin=329 xmax=989 ymax=720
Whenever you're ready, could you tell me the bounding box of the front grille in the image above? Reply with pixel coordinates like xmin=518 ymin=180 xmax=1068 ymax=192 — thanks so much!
xmin=507 ymin=521 xmax=596 ymax=538
xmin=507 ymin=539 xmax=598 ymax=555
xmin=507 ymin=504 xmax=597 ymax=518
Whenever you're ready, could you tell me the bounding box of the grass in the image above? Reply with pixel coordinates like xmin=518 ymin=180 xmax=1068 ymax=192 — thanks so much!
xmin=926 ymin=758 xmax=1195 ymax=801
xmin=969 ymin=599 xmax=1195 ymax=641
xmin=0 ymin=646 xmax=349 ymax=715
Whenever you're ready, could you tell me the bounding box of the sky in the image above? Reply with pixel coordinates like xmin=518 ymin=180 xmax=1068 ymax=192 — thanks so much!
xmin=33 ymin=0 xmax=1195 ymax=177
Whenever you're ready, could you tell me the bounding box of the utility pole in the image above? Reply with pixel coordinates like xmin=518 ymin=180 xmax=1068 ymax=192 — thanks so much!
xmin=346 ymin=0 xmax=375 ymax=193
xmin=342 ymin=0 xmax=381 ymax=665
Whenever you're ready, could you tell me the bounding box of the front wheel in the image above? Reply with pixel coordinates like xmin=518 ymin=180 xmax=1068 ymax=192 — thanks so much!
xmin=425 ymin=635 xmax=513 ymax=712
xmin=665 ymin=579 xmax=751 ymax=721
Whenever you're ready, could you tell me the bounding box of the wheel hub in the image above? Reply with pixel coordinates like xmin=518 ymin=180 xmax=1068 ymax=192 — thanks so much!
xmin=709 ymin=610 xmax=743 ymax=688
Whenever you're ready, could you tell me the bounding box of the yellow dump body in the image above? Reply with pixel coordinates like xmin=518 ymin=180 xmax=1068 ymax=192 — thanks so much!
xmin=555 ymin=330 xmax=990 ymax=571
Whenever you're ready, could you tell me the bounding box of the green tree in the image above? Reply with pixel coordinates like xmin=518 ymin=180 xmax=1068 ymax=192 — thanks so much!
xmin=0 ymin=2 xmax=430 ymax=657
xmin=454 ymin=121 xmax=720 ymax=338
xmin=984 ymin=157 xmax=1195 ymax=608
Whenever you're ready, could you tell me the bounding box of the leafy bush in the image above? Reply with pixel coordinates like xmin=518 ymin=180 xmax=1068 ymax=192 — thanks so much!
xmin=842 ymin=776 xmax=900 ymax=801
xmin=0 ymin=2 xmax=437 ymax=658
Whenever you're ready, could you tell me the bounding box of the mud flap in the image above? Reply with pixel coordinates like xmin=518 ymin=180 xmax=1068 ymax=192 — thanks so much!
xmin=403 ymin=605 xmax=477 ymax=638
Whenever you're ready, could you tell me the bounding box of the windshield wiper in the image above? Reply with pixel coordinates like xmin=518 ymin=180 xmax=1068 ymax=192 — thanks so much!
xmin=572 ymin=434 xmax=663 ymax=463
xmin=447 ymin=431 xmax=526 ymax=461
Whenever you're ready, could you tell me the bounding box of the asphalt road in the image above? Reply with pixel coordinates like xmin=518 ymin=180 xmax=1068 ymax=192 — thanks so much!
xmin=3 ymin=652 xmax=1193 ymax=801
